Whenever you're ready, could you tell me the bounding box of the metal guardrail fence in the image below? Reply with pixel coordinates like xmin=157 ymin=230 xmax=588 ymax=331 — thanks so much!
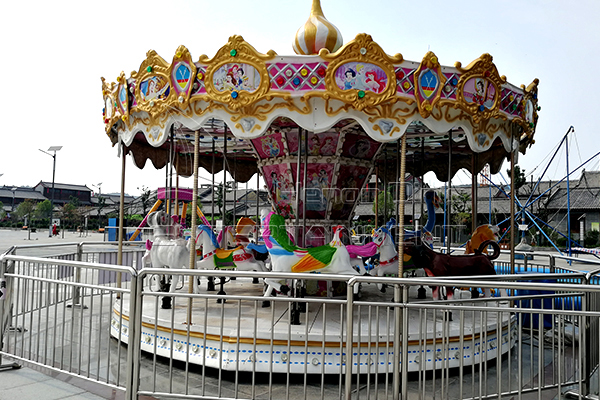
xmin=1 ymin=243 xmax=600 ymax=399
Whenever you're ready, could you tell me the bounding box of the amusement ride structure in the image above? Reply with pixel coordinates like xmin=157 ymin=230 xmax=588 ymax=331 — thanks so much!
xmin=101 ymin=0 xmax=540 ymax=374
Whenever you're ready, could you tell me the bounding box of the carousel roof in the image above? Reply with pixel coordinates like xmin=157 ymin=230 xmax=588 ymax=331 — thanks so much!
xmin=101 ymin=2 xmax=540 ymax=185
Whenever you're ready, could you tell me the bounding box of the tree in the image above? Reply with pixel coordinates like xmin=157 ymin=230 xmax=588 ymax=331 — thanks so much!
xmin=437 ymin=191 xmax=472 ymax=231
xmin=185 ymin=197 xmax=204 ymax=227
xmin=35 ymin=199 xmax=52 ymax=221
xmin=372 ymin=190 xmax=395 ymax=222
xmin=96 ymin=195 xmax=106 ymax=229
xmin=451 ymin=193 xmax=472 ymax=230
xmin=507 ymin=165 xmax=526 ymax=196
xmin=0 ymin=200 xmax=5 ymax=220
xmin=15 ymin=200 xmax=36 ymax=225
xmin=61 ymin=196 xmax=84 ymax=229
xmin=137 ymin=185 xmax=155 ymax=216
xmin=216 ymin=182 xmax=234 ymax=226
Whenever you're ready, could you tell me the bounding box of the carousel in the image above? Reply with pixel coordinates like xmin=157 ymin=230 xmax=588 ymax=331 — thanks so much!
xmin=103 ymin=0 xmax=539 ymax=373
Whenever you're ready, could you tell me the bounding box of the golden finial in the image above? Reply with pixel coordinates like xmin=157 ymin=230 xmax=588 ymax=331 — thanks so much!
xmin=293 ymin=0 xmax=343 ymax=55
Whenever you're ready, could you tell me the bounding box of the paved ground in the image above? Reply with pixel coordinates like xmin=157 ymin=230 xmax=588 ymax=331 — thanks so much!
xmin=1 ymin=228 xmax=599 ymax=399
xmin=0 ymin=228 xmax=132 ymax=400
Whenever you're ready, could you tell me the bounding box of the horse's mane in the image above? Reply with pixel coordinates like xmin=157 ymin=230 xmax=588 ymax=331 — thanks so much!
xmin=379 ymin=227 xmax=395 ymax=246
xmin=217 ymin=225 xmax=234 ymax=244
xmin=266 ymin=213 xmax=296 ymax=252
xmin=236 ymin=217 xmax=255 ymax=235
xmin=386 ymin=218 xmax=396 ymax=230
xmin=347 ymin=242 xmax=378 ymax=258
xmin=262 ymin=212 xmax=274 ymax=248
xmin=198 ymin=224 xmax=220 ymax=248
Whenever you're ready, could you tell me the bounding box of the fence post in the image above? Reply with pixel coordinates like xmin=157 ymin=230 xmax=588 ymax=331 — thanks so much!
xmin=401 ymin=284 xmax=408 ymax=400
xmin=393 ymin=285 xmax=401 ymax=400
xmin=582 ymin=285 xmax=590 ymax=397
xmin=344 ymin=279 xmax=355 ymax=400
xmin=126 ymin=269 xmax=141 ymax=400
xmin=0 ymin=256 xmax=20 ymax=371
xmin=68 ymin=243 xmax=86 ymax=309
xmin=549 ymin=255 xmax=555 ymax=274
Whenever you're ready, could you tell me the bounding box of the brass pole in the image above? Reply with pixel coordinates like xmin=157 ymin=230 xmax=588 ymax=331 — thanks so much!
xmin=393 ymin=134 xmax=407 ymax=399
xmin=446 ymin=130 xmax=452 ymax=252
xmin=471 ymin=154 xmax=478 ymax=233
xmin=375 ymin=166 xmax=379 ymax=229
xmin=117 ymin=143 xmax=126 ymax=292
xmin=188 ymin=131 xmax=200 ymax=323
xmin=398 ymin=135 xmax=407 ymax=281
xmin=510 ymin=144 xmax=516 ymax=274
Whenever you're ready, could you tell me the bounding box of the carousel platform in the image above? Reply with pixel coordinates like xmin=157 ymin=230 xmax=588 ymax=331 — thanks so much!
xmin=110 ymin=278 xmax=515 ymax=374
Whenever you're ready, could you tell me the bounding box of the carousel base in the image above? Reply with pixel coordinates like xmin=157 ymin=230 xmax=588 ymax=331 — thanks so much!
xmin=110 ymin=278 xmax=516 ymax=374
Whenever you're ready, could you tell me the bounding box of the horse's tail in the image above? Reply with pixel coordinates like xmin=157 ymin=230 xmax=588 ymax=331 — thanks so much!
xmin=477 ymin=240 xmax=500 ymax=260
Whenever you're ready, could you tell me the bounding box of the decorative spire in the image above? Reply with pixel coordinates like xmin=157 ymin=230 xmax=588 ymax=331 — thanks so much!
xmin=293 ymin=0 xmax=343 ymax=55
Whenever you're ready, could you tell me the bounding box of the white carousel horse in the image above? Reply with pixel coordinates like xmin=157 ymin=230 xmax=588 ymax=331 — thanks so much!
xmin=369 ymin=225 xmax=422 ymax=292
xmin=195 ymin=224 xmax=268 ymax=300
xmin=196 ymin=224 xmax=268 ymax=273
xmin=235 ymin=217 xmax=271 ymax=267
xmin=262 ymin=212 xmax=360 ymax=299
xmin=141 ymin=211 xmax=200 ymax=298
xmin=340 ymin=226 xmax=378 ymax=274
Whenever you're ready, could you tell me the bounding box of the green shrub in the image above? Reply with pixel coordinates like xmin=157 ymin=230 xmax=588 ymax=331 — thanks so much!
xmin=585 ymin=230 xmax=600 ymax=248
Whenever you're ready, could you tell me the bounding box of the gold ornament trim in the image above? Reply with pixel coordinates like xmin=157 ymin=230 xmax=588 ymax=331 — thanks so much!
xmin=116 ymin=71 xmax=130 ymax=125
xmin=200 ymin=35 xmax=276 ymax=112
xmin=454 ymin=53 xmax=506 ymax=124
xmin=413 ymin=51 xmax=446 ymax=119
xmin=132 ymin=50 xmax=172 ymax=124
xmin=168 ymin=45 xmax=197 ymax=109
xmin=101 ymin=77 xmax=119 ymax=139
xmin=321 ymin=33 xmax=403 ymax=111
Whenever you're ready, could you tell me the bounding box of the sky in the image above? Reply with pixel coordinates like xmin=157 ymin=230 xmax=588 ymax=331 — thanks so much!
xmin=1 ymin=0 xmax=599 ymax=197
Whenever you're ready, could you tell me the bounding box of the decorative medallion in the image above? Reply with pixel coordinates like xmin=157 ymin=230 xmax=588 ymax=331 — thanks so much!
xmin=133 ymin=50 xmax=172 ymax=121
xmin=139 ymin=76 xmax=170 ymax=102
xmin=212 ymin=63 xmax=261 ymax=93
xmin=168 ymin=46 xmax=197 ymax=108
xmin=117 ymin=72 xmax=129 ymax=121
xmin=462 ymin=77 xmax=496 ymax=109
xmin=201 ymin=35 xmax=276 ymax=113
xmin=454 ymin=53 xmax=505 ymax=122
xmin=334 ymin=62 xmax=387 ymax=93
xmin=322 ymin=33 xmax=402 ymax=111
xmin=174 ymin=63 xmax=191 ymax=91
xmin=413 ymin=51 xmax=445 ymax=118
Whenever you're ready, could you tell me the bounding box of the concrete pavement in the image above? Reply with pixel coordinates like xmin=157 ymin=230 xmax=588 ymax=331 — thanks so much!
xmin=0 ymin=228 xmax=129 ymax=400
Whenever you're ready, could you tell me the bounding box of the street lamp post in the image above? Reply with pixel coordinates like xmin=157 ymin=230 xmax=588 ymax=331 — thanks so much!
xmin=11 ymin=188 xmax=17 ymax=212
xmin=39 ymin=146 xmax=62 ymax=237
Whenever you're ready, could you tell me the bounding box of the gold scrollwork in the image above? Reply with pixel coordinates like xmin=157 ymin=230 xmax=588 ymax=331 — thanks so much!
xmin=168 ymin=45 xmax=197 ymax=109
xmin=132 ymin=50 xmax=172 ymax=118
xmin=454 ymin=53 xmax=506 ymax=124
xmin=201 ymin=35 xmax=276 ymax=112
xmin=321 ymin=33 xmax=403 ymax=111
xmin=363 ymin=99 xmax=418 ymax=127
xmin=517 ymin=78 xmax=540 ymax=147
xmin=116 ymin=71 xmax=130 ymax=124
xmin=413 ymin=51 xmax=446 ymax=119
xmin=101 ymin=77 xmax=120 ymax=136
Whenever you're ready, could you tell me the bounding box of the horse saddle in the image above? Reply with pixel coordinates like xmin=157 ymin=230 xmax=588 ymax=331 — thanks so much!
xmin=213 ymin=246 xmax=243 ymax=269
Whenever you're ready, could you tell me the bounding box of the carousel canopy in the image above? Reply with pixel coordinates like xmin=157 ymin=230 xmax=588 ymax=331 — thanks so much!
xmin=100 ymin=0 xmax=539 ymax=222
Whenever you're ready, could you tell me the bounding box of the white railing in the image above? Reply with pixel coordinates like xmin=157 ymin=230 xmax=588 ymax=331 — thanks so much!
xmin=1 ymin=244 xmax=600 ymax=399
